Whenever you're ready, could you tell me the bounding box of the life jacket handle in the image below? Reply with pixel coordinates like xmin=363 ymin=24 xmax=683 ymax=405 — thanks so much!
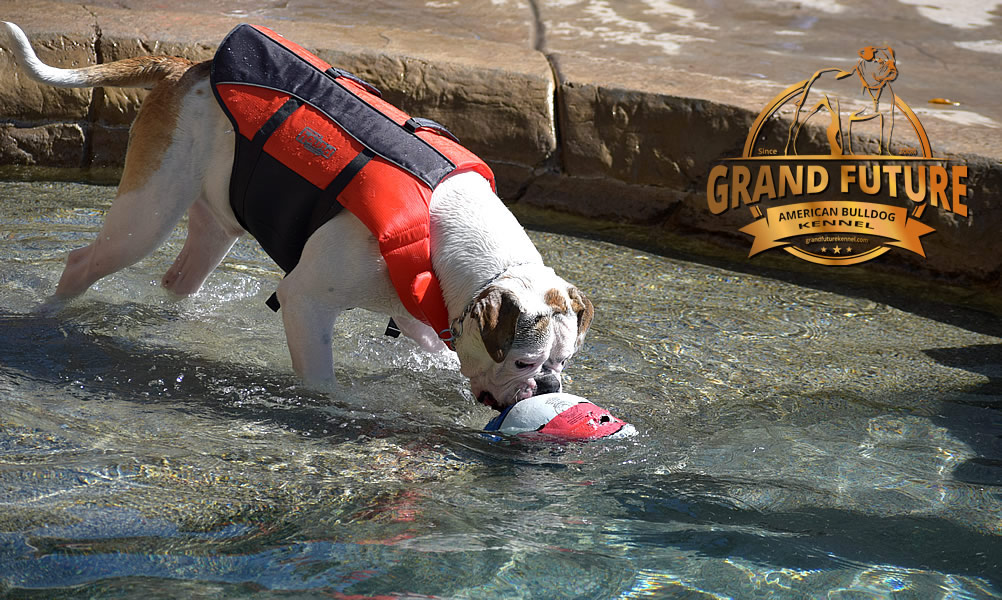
xmin=325 ymin=66 xmax=382 ymax=97
xmin=405 ymin=117 xmax=460 ymax=143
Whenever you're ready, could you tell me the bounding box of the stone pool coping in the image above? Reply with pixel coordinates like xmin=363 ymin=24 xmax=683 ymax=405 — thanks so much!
xmin=1 ymin=1 xmax=1000 ymax=300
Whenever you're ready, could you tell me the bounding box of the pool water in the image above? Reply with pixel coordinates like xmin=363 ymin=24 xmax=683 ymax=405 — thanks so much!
xmin=0 ymin=180 xmax=1000 ymax=598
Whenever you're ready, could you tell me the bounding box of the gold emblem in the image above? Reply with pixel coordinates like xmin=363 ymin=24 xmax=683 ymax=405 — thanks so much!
xmin=707 ymin=46 xmax=969 ymax=266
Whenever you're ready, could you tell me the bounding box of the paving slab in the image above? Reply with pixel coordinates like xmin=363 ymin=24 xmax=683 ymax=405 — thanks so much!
xmin=67 ymin=0 xmax=1001 ymax=160
xmin=535 ymin=0 xmax=1002 ymax=161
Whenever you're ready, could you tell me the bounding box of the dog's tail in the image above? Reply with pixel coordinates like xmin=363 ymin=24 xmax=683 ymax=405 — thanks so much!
xmin=2 ymin=22 xmax=192 ymax=88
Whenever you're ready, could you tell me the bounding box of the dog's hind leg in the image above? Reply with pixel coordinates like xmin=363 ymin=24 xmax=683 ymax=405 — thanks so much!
xmin=161 ymin=196 xmax=239 ymax=296
xmin=52 ymin=64 xmax=220 ymax=302
xmin=275 ymin=269 xmax=342 ymax=388
xmin=52 ymin=116 xmax=208 ymax=300
xmin=53 ymin=168 xmax=198 ymax=300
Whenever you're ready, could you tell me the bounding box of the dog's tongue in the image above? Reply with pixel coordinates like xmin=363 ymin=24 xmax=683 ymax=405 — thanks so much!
xmin=484 ymin=393 xmax=635 ymax=440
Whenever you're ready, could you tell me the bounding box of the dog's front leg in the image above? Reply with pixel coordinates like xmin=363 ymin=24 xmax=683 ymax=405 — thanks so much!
xmin=391 ymin=313 xmax=449 ymax=354
xmin=274 ymin=212 xmax=402 ymax=390
xmin=276 ymin=272 xmax=341 ymax=388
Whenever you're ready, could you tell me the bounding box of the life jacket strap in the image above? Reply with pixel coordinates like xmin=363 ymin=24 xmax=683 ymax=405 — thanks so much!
xmin=384 ymin=318 xmax=402 ymax=338
xmin=405 ymin=117 xmax=460 ymax=143
xmin=266 ymin=291 xmax=281 ymax=312
xmin=304 ymin=147 xmax=374 ymax=241
xmin=325 ymin=66 xmax=382 ymax=97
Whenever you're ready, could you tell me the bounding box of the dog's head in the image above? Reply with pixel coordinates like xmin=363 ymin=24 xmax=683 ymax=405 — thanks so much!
xmin=856 ymin=46 xmax=897 ymax=91
xmin=453 ymin=267 xmax=594 ymax=410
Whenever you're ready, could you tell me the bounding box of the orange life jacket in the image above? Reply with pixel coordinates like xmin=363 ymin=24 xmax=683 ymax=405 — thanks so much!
xmin=210 ymin=24 xmax=495 ymax=347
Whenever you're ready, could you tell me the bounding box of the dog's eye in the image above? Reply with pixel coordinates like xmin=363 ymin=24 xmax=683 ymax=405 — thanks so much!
xmin=515 ymin=360 xmax=535 ymax=370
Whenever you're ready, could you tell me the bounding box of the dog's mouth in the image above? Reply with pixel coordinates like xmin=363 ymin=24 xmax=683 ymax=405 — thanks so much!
xmin=478 ymin=391 xmax=500 ymax=410
xmin=478 ymin=386 xmax=538 ymax=411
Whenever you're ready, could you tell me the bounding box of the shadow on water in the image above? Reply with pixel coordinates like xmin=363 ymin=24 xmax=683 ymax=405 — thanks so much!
xmin=1 ymin=309 xmax=422 ymax=444
xmin=925 ymin=345 xmax=1002 ymax=487
xmin=512 ymin=204 xmax=1002 ymax=340
xmin=0 ymin=307 xmax=553 ymax=463
xmin=925 ymin=345 xmax=1002 ymax=403
xmin=604 ymin=472 xmax=1002 ymax=586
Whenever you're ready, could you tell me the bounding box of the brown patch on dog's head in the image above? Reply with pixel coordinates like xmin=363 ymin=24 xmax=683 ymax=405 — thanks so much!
xmin=568 ymin=286 xmax=594 ymax=348
xmin=543 ymin=286 xmax=594 ymax=348
xmin=531 ymin=312 xmax=551 ymax=339
xmin=544 ymin=288 xmax=568 ymax=313
xmin=472 ymin=286 xmax=523 ymax=363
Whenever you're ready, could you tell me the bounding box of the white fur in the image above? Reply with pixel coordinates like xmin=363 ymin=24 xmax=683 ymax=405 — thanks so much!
xmin=2 ymin=22 xmax=85 ymax=87
xmin=429 ymin=173 xmax=544 ymax=316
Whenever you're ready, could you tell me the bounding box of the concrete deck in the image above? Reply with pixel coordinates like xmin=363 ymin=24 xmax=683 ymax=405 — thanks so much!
xmin=1 ymin=0 xmax=1000 ymax=297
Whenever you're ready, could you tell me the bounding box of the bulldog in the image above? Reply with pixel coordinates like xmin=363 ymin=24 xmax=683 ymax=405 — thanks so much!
xmin=1 ymin=22 xmax=593 ymax=410
xmin=785 ymin=45 xmax=900 ymax=156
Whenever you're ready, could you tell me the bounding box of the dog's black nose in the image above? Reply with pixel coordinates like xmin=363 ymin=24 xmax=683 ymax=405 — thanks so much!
xmin=534 ymin=372 xmax=561 ymax=395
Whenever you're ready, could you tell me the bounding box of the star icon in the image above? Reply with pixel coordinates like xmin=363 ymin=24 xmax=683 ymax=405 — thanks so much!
xmin=846 ymin=246 xmax=853 ymax=254
xmin=820 ymin=246 xmax=828 ymax=253
xmin=832 ymin=246 xmax=842 ymax=254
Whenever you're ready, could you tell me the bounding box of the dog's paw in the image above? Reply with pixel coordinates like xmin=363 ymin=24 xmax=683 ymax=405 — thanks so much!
xmin=33 ymin=295 xmax=69 ymax=316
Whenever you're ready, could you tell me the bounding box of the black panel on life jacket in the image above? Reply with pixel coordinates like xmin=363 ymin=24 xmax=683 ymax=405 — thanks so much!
xmin=210 ymin=24 xmax=464 ymax=276
xmin=211 ymin=24 xmax=457 ymax=190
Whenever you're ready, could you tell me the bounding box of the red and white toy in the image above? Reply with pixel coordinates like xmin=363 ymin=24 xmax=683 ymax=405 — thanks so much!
xmin=484 ymin=393 xmax=635 ymax=440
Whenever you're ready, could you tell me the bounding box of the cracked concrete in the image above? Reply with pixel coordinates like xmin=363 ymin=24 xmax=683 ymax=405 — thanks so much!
xmin=1 ymin=0 xmax=1001 ymax=294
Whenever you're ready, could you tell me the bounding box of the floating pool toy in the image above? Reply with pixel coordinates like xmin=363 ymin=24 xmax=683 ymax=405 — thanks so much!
xmin=484 ymin=393 xmax=636 ymax=440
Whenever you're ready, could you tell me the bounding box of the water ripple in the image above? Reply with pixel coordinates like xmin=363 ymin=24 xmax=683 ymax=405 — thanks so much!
xmin=1 ymin=181 xmax=1001 ymax=596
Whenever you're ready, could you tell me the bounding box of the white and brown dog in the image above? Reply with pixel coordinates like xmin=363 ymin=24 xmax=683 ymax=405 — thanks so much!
xmin=1 ymin=22 xmax=593 ymax=410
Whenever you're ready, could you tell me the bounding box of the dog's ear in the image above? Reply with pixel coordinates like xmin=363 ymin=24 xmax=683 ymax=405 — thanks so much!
xmin=568 ymin=286 xmax=594 ymax=349
xmin=859 ymin=46 xmax=877 ymax=61
xmin=472 ymin=286 xmax=522 ymax=363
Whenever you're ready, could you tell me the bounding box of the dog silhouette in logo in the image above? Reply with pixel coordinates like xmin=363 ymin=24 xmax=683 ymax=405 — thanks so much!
xmin=785 ymin=46 xmax=899 ymax=156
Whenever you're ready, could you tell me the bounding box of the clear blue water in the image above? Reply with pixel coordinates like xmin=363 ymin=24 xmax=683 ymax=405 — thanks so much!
xmin=1 ymin=180 xmax=1000 ymax=598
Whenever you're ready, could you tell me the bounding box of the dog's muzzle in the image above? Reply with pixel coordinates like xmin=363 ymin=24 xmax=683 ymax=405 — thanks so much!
xmin=478 ymin=373 xmax=562 ymax=410
xmin=534 ymin=372 xmax=561 ymax=395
